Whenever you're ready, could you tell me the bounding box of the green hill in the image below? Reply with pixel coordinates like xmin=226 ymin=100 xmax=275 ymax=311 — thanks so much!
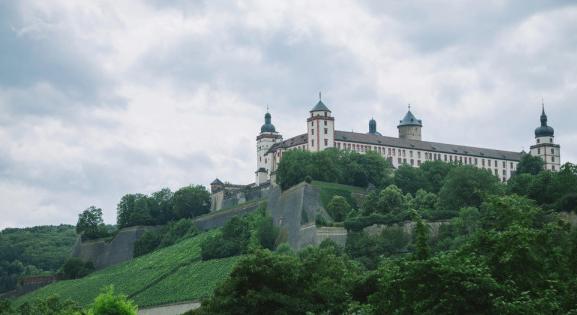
xmin=0 ymin=225 xmax=77 ymax=293
xmin=15 ymin=231 xmax=240 ymax=308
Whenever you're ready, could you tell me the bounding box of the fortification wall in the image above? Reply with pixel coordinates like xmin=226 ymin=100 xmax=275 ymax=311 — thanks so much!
xmin=72 ymin=226 xmax=158 ymax=270
xmin=363 ymin=220 xmax=450 ymax=238
xmin=192 ymin=202 xmax=261 ymax=231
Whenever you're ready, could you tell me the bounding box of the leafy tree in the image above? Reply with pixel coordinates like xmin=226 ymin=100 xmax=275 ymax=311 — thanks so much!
xmin=116 ymin=194 xmax=154 ymax=228
xmin=88 ymin=286 xmax=138 ymax=315
xmin=16 ymin=295 xmax=81 ymax=315
xmin=370 ymin=253 xmax=501 ymax=314
xmin=516 ymin=154 xmax=545 ymax=175
xmin=376 ymin=185 xmax=405 ymax=215
xmin=149 ymin=188 xmax=175 ymax=224
xmin=76 ymin=206 xmax=108 ymax=241
xmin=256 ymin=216 xmax=280 ymax=250
xmin=412 ymin=189 xmax=439 ymax=212
xmin=394 ymin=164 xmax=429 ymax=195
xmin=172 ymin=185 xmax=210 ymax=219
xmin=412 ymin=212 xmax=429 ymax=260
xmin=420 ymin=160 xmax=455 ymax=193
xmin=479 ymin=195 xmax=541 ymax=231
xmin=326 ymin=196 xmax=351 ymax=222
xmin=201 ymin=217 xmax=251 ymax=260
xmin=506 ymin=173 xmax=534 ymax=196
xmin=439 ymin=165 xmax=502 ymax=211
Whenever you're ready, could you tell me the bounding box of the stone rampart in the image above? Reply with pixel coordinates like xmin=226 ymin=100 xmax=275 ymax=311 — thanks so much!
xmin=71 ymin=226 xmax=158 ymax=270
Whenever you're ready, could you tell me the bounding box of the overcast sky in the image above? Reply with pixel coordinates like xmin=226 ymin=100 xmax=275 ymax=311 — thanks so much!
xmin=1 ymin=0 xmax=576 ymax=229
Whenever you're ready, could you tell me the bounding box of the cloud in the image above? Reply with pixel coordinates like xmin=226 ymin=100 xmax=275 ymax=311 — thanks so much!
xmin=1 ymin=0 xmax=576 ymax=229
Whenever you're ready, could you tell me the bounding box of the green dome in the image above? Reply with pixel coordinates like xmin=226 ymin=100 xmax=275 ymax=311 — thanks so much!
xmin=260 ymin=112 xmax=276 ymax=133
xmin=534 ymin=107 xmax=554 ymax=137
xmin=398 ymin=110 xmax=422 ymax=127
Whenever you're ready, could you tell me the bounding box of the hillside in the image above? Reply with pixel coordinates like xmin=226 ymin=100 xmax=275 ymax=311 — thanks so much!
xmin=0 ymin=225 xmax=77 ymax=293
xmin=15 ymin=231 xmax=240 ymax=308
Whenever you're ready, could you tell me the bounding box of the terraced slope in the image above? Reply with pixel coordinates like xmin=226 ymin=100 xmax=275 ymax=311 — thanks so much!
xmin=16 ymin=231 xmax=240 ymax=308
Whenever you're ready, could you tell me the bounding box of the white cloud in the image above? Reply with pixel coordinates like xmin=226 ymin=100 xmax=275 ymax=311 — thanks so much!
xmin=1 ymin=0 xmax=576 ymax=228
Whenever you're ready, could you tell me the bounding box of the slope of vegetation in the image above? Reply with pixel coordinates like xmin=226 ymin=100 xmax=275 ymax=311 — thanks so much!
xmin=15 ymin=231 xmax=238 ymax=308
xmin=0 ymin=225 xmax=77 ymax=293
xmin=311 ymin=180 xmax=366 ymax=209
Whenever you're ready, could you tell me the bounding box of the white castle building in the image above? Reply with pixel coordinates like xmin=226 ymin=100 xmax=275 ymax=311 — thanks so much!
xmin=255 ymin=96 xmax=561 ymax=186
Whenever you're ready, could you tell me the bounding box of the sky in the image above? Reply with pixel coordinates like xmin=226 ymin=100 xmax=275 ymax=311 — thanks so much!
xmin=1 ymin=0 xmax=576 ymax=229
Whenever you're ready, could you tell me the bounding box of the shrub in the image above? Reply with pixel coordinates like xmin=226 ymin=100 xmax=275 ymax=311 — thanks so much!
xmin=88 ymin=286 xmax=137 ymax=315
xmin=59 ymin=257 xmax=95 ymax=280
xmin=256 ymin=217 xmax=280 ymax=251
xmin=326 ymin=196 xmax=352 ymax=222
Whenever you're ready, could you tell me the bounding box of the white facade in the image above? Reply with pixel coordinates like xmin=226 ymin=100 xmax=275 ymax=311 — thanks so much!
xmin=258 ymin=99 xmax=559 ymax=186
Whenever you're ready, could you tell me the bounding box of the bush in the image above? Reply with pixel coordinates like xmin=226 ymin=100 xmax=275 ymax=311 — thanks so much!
xmin=88 ymin=286 xmax=138 ymax=315
xmin=59 ymin=257 xmax=94 ymax=280
xmin=326 ymin=196 xmax=352 ymax=222
xmin=256 ymin=217 xmax=280 ymax=250
xmin=344 ymin=213 xmax=408 ymax=232
xmin=201 ymin=217 xmax=251 ymax=260
xmin=133 ymin=219 xmax=198 ymax=257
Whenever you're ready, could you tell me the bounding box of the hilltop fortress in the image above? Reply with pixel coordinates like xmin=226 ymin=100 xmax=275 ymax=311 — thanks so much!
xmin=211 ymin=96 xmax=560 ymax=211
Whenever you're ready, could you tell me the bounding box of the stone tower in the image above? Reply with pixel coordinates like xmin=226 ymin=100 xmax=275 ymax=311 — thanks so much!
xmin=530 ymin=104 xmax=560 ymax=171
xmin=398 ymin=106 xmax=422 ymax=141
xmin=256 ymin=110 xmax=282 ymax=185
xmin=307 ymin=93 xmax=335 ymax=152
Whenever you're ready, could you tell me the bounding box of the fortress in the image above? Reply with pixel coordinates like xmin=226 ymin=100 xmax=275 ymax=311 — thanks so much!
xmin=211 ymin=96 xmax=561 ymax=210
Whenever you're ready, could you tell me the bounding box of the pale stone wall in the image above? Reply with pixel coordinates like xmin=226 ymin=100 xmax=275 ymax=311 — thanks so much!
xmin=72 ymin=226 xmax=159 ymax=270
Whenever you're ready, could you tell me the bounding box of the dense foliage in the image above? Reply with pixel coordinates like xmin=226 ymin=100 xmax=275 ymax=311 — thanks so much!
xmin=116 ymin=185 xmax=210 ymax=229
xmin=58 ymin=258 xmax=95 ymax=280
xmin=0 ymin=225 xmax=76 ymax=294
xmin=15 ymin=231 xmax=236 ymax=308
xmin=1 ymin=286 xmax=137 ymax=315
xmin=201 ymin=206 xmax=280 ymax=260
xmin=276 ymin=149 xmax=393 ymax=189
xmin=133 ymin=219 xmax=199 ymax=257
xmin=76 ymin=207 xmax=109 ymax=241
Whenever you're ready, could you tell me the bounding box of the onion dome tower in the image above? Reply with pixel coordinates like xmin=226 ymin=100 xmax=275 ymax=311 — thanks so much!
xmin=530 ymin=102 xmax=560 ymax=171
xmin=256 ymin=108 xmax=282 ymax=185
xmin=307 ymin=92 xmax=335 ymax=152
xmin=367 ymin=118 xmax=382 ymax=136
xmin=397 ymin=105 xmax=422 ymax=141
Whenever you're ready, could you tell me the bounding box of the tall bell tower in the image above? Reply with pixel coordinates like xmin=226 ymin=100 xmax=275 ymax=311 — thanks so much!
xmin=256 ymin=109 xmax=282 ymax=185
xmin=307 ymin=93 xmax=335 ymax=152
xmin=530 ymin=103 xmax=560 ymax=171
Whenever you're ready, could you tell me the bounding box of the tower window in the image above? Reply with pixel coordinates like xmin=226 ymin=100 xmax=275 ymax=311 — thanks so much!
xmin=312 ymin=140 xmax=314 ymax=147
xmin=552 ymin=156 xmax=555 ymax=162
xmin=550 ymin=138 xmax=553 ymax=143
xmin=324 ymin=120 xmax=327 ymax=126
xmin=324 ymin=139 xmax=328 ymax=146
xmin=553 ymin=165 xmax=556 ymax=171
xmin=312 ymin=129 xmax=314 ymax=135
xmin=537 ymin=139 xmax=540 ymax=144
xmin=324 ymin=128 xmax=327 ymax=134
xmin=551 ymin=148 xmax=554 ymax=154
xmin=538 ymin=148 xmax=540 ymax=154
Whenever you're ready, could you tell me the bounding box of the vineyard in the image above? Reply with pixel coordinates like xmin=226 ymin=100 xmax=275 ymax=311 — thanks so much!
xmin=15 ymin=231 xmax=240 ymax=308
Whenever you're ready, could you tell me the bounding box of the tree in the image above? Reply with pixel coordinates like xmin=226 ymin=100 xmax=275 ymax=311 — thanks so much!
xmin=439 ymin=165 xmax=502 ymax=211
xmin=59 ymin=257 xmax=94 ymax=279
xmin=376 ymin=185 xmax=405 ymax=215
xmin=516 ymin=154 xmax=544 ymax=175
xmin=412 ymin=211 xmax=429 ymax=260
xmin=394 ymin=164 xmax=429 ymax=195
xmin=326 ymin=196 xmax=351 ymax=222
xmin=256 ymin=217 xmax=280 ymax=250
xmin=116 ymin=194 xmax=154 ymax=228
xmin=507 ymin=173 xmax=534 ymax=196
xmin=172 ymin=185 xmax=210 ymax=219
xmin=76 ymin=206 xmax=108 ymax=241
xmin=88 ymin=286 xmax=138 ymax=315
xmin=149 ymin=188 xmax=175 ymax=224
xmin=420 ymin=160 xmax=455 ymax=193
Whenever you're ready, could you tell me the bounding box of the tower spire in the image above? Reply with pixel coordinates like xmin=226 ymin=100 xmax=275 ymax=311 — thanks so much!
xmin=319 ymin=91 xmax=322 ymax=101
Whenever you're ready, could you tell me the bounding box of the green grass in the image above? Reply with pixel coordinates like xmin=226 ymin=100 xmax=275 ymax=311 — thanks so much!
xmin=15 ymin=231 xmax=241 ymax=308
xmin=131 ymin=256 xmax=240 ymax=306
xmin=312 ymin=181 xmax=366 ymax=208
